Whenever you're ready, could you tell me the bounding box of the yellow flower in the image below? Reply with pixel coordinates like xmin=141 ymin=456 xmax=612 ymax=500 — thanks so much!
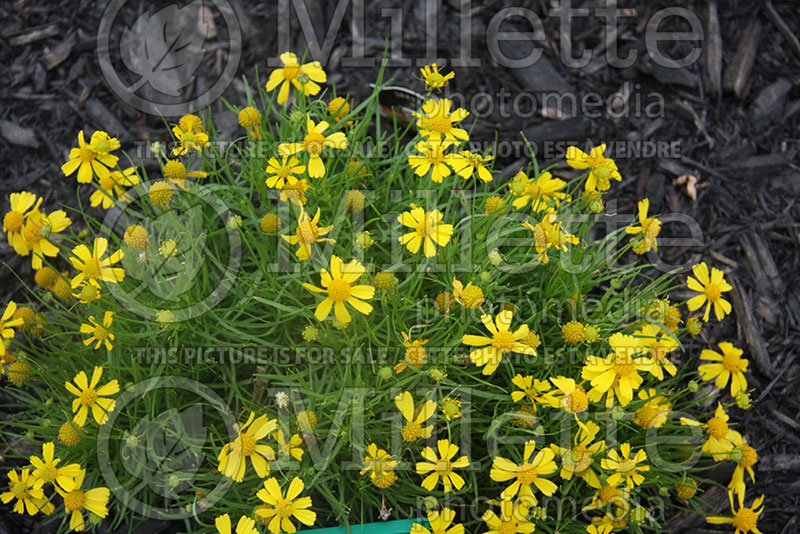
xmin=727 ymin=431 xmax=757 ymax=499
xmin=413 ymin=99 xmax=469 ymax=142
xmin=0 ymin=301 xmax=24 ymax=357
xmin=273 ymin=430 xmax=304 ymax=461
xmin=522 ymin=212 xmax=579 ymax=264
xmin=238 ymin=106 xmax=262 ymax=139
xmin=462 ymin=310 xmax=535 ymax=376
xmin=686 ymin=262 xmax=733 ymax=322
xmin=680 ymin=403 xmax=735 ymax=461
xmin=633 ymin=324 xmax=678 ymax=380
xmin=449 ymin=151 xmax=493 ymax=182
xmin=408 ymin=139 xmax=456 ymax=183
xmin=562 ymin=321 xmax=585 ymax=343
xmin=59 ymin=421 xmax=83 ymax=446
xmin=510 ymin=170 xmax=567 ymax=212
xmin=61 ymin=130 xmax=120 ymax=184
xmin=80 ymin=311 xmax=115 ymax=350
xmin=698 ymin=342 xmax=749 ymax=396
xmin=583 ymin=483 xmax=630 ymax=512
xmin=543 ymin=376 xmax=590 ymax=414
xmin=90 ymin=167 xmax=139 ymax=209
xmin=279 ymin=176 xmax=312 ymax=206
xmin=162 ymin=160 xmax=207 ymax=190
xmin=19 ymin=208 xmax=71 ymax=269
xmin=217 ymin=412 xmax=277 ymax=482
xmin=265 ymin=156 xmax=306 ymax=189
xmin=600 ymin=443 xmax=649 ymax=489
xmin=549 ymin=420 xmax=606 ymax=489
xmin=0 ymin=468 xmax=53 ymax=516
xmin=412 ymin=508 xmax=464 ymax=534
xmin=360 ymin=443 xmax=398 ymax=489
xmin=490 ymin=440 xmax=559 ymax=502
xmin=419 ymin=63 xmax=455 ymax=91
xmin=645 ymin=298 xmax=682 ymax=331
xmin=73 ymin=282 xmax=102 ymax=304
xmin=303 ymin=255 xmax=374 ymax=323
xmin=65 ymin=366 xmax=119 ymax=426
xmin=416 ymin=439 xmax=469 ymax=492
xmin=397 ymin=204 xmax=453 ymax=257
xmin=482 ymin=499 xmax=535 ymax=534
xmin=69 ymin=237 xmax=125 ymax=288
xmin=626 ymin=198 xmax=661 ymax=254
xmin=278 ymin=115 xmax=347 ymax=178
xmin=633 ymin=389 xmax=671 ymax=429
xmin=171 ymin=114 xmax=209 ymax=156
xmin=706 ymin=491 xmax=765 ymax=534
xmin=394 ymin=332 xmax=428 ymax=373
xmin=581 ymin=333 xmax=648 ymax=407
xmin=440 ymin=397 xmax=462 ymax=421
xmin=255 ymin=476 xmax=317 ymax=534
xmin=215 ymin=513 xmax=259 ymax=534
xmin=282 ymin=208 xmax=334 ymax=261
xmin=327 ymin=97 xmax=351 ymax=124
xmin=4 ymin=191 xmax=42 ymax=254
xmin=266 ymin=52 xmax=327 ymax=105
xmin=123 ymin=224 xmax=150 ymax=250
xmin=452 ymin=278 xmax=484 ymax=310
xmin=55 ymin=468 xmax=110 ymax=531
xmin=395 ymin=391 xmax=436 ymax=441
xmin=29 ymin=442 xmax=82 ymax=491
xmin=566 ymin=144 xmax=621 ymax=192
xmin=510 ymin=374 xmax=550 ymax=404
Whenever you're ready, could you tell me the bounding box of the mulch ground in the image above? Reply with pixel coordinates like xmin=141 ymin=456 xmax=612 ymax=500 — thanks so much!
xmin=1 ymin=1 xmax=798 ymax=533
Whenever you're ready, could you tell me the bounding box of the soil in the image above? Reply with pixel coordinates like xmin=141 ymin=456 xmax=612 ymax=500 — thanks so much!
xmin=1 ymin=1 xmax=798 ymax=533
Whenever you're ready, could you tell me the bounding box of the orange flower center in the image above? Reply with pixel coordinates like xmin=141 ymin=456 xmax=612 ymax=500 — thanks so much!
xmin=733 ymin=507 xmax=758 ymax=532
xmin=705 ymin=282 xmax=721 ymax=301
xmin=722 ymin=351 xmax=743 ymax=373
xmin=492 ymin=330 xmax=516 ymax=353
xmin=430 ymin=115 xmax=452 ymax=134
xmin=3 ymin=211 xmax=24 ymax=232
xmin=517 ymin=464 xmax=539 ymax=485
xmin=83 ymin=258 xmax=102 ymax=278
xmin=79 ymin=388 xmax=98 ymax=406
xmin=707 ymin=417 xmax=729 ymax=439
xmin=327 ymin=279 xmax=351 ymax=302
xmin=304 ymin=132 xmax=325 ymax=155
xmin=64 ymin=490 xmax=85 ymax=512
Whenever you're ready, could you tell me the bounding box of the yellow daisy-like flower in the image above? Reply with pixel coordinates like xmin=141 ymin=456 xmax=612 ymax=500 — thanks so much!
xmin=0 ymin=468 xmax=53 ymax=516
xmin=549 ymin=420 xmax=606 ymax=489
xmin=413 ymin=98 xmax=469 ymax=142
xmin=65 ymin=366 xmax=119 ymax=426
xmin=162 ymin=160 xmax=208 ymax=190
xmin=61 ymin=130 xmax=120 ymax=184
xmin=581 ymin=333 xmax=648 ymax=407
xmin=397 ymin=204 xmax=454 ymax=258
xmin=0 ymin=301 xmax=24 ymax=357
xmin=510 ymin=374 xmax=550 ymax=404
xmin=626 ymin=198 xmax=661 ymax=254
xmin=440 ymin=397 xmax=462 ymax=421
xmin=273 ymin=429 xmax=304 ymax=461
xmin=55 ymin=468 xmax=110 ymax=532
xmin=282 ymin=208 xmax=334 ymax=261
xmin=171 ymin=114 xmax=209 ymax=156
xmin=698 ymin=342 xmax=749 ymax=396
xmin=19 ymin=208 xmax=72 ymax=269
xmin=80 ymin=311 xmax=115 ymax=350
xmin=360 ymin=443 xmax=398 ymax=489
xmin=29 ymin=442 xmax=82 ymax=491
xmin=90 ymin=167 xmax=139 ymax=209
xmin=462 ymin=310 xmax=535 ymax=376
xmin=727 ymin=431 xmax=758 ymax=499
xmin=278 ymin=115 xmax=347 ymax=178
xmin=394 ymin=332 xmax=428 ymax=374
xmin=582 ymin=483 xmax=630 ymax=512
xmin=419 ymin=63 xmax=455 ymax=91
xmin=416 ymin=439 xmax=469 ymax=493
xmin=238 ymin=106 xmax=262 ymax=139
xmin=600 ymin=443 xmax=649 ymax=489
xmin=566 ymin=144 xmax=621 ymax=192
xmin=255 ymin=476 xmax=317 ymax=534
xmin=633 ymin=323 xmax=678 ymax=380
xmin=633 ymin=389 xmax=671 ymax=429
xmin=686 ymin=262 xmax=733 ymax=322
xmin=449 ymin=150 xmax=493 ymax=182
xmin=706 ymin=491 xmax=765 ymax=534
xmin=411 ymin=508 xmax=464 ymax=534
xmin=522 ymin=212 xmax=579 ymax=264
xmin=265 ymin=156 xmax=306 ymax=189
xmin=510 ymin=170 xmax=567 ymax=212
xmin=279 ymin=176 xmax=312 ymax=206
xmin=680 ymin=403 xmax=736 ymax=461
xmin=217 ymin=411 xmax=277 ymax=482
xmin=482 ymin=499 xmax=535 ymax=534
xmin=215 ymin=513 xmax=259 ymax=534
xmin=4 ymin=191 xmax=42 ymax=254
xmin=266 ymin=52 xmax=327 ymax=105
xmin=69 ymin=237 xmax=125 ymax=288
xmin=543 ymin=376 xmax=590 ymax=414
xmin=407 ymin=139 xmax=456 ymax=183
xmin=490 ymin=440 xmax=559 ymax=502
xmin=303 ymin=255 xmax=374 ymax=323
xmin=395 ymin=391 xmax=436 ymax=442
